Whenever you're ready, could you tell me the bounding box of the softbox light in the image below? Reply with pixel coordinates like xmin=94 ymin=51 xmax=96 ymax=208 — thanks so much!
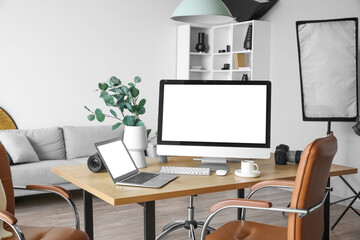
xmin=296 ymin=18 xmax=358 ymax=122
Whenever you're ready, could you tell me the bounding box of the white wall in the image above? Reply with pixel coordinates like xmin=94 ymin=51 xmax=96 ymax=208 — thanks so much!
xmin=1 ymin=0 xmax=360 ymax=203
xmin=0 ymin=0 xmax=181 ymax=136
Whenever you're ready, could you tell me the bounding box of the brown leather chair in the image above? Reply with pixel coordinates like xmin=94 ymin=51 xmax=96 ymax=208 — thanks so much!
xmin=0 ymin=143 xmax=89 ymax=240
xmin=200 ymin=134 xmax=337 ymax=240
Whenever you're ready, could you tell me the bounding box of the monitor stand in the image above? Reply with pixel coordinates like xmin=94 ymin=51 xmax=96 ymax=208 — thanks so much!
xmin=197 ymin=157 xmax=229 ymax=172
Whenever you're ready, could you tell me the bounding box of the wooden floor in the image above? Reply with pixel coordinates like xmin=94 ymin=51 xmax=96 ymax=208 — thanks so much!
xmin=14 ymin=189 xmax=360 ymax=240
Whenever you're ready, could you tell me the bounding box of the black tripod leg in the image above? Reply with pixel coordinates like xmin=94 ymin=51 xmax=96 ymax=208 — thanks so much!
xmin=331 ymin=191 xmax=360 ymax=230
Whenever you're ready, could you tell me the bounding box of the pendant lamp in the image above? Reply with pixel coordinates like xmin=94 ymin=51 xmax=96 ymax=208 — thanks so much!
xmin=171 ymin=0 xmax=234 ymax=25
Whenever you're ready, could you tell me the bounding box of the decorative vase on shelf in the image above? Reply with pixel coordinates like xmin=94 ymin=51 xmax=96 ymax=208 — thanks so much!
xmin=241 ymin=74 xmax=249 ymax=81
xmin=0 ymin=180 xmax=13 ymax=240
xmin=195 ymin=32 xmax=207 ymax=53
xmin=243 ymin=24 xmax=252 ymax=50
xmin=123 ymin=126 xmax=148 ymax=168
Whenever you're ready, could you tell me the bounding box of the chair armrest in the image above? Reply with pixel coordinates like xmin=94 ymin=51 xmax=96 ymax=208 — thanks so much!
xmin=210 ymin=199 xmax=272 ymax=213
xmin=250 ymin=180 xmax=295 ymax=192
xmin=13 ymin=185 xmax=79 ymax=230
xmin=25 ymin=185 xmax=71 ymax=199
xmin=0 ymin=210 xmax=17 ymax=225
xmin=0 ymin=210 xmax=25 ymax=240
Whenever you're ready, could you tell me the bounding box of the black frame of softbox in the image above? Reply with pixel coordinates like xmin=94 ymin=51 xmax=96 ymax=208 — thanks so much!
xmin=296 ymin=17 xmax=359 ymax=122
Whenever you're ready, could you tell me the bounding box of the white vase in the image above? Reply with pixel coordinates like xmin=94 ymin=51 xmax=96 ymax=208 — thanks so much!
xmin=123 ymin=126 xmax=148 ymax=168
xmin=0 ymin=180 xmax=13 ymax=240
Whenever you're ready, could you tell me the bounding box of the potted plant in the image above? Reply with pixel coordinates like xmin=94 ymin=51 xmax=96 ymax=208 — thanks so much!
xmin=85 ymin=76 xmax=149 ymax=168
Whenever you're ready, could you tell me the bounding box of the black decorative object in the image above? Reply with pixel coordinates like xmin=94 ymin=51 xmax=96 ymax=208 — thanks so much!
xmin=226 ymin=45 xmax=231 ymax=52
xmin=221 ymin=63 xmax=230 ymax=70
xmin=353 ymin=117 xmax=360 ymax=136
xmin=241 ymin=74 xmax=249 ymax=81
xmin=195 ymin=32 xmax=207 ymax=53
xmin=222 ymin=0 xmax=278 ymax=22
xmin=243 ymin=24 xmax=252 ymax=50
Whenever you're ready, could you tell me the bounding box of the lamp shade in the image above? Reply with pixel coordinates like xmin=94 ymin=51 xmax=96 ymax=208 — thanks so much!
xmin=171 ymin=0 xmax=234 ymax=25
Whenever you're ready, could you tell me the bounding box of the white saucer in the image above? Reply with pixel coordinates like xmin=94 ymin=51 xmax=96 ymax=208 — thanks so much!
xmin=235 ymin=169 xmax=261 ymax=178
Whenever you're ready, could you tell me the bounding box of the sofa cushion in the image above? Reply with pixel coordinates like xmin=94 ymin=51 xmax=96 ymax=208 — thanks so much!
xmin=63 ymin=125 xmax=123 ymax=159
xmin=10 ymin=158 xmax=88 ymax=186
xmin=0 ymin=127 xmax=66 ymax=160
xmin=0 ymin=132 xmax=40 ymax=164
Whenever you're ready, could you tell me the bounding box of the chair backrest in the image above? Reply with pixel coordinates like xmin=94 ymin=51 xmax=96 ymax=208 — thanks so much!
xmin=287 ymin=134 xmax=337 ymax=240
xmin=0 ymin=142 xmax=15 ymax=215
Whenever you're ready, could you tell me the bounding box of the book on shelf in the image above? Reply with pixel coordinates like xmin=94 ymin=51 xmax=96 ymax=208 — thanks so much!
xmin=233 ymin=53 xmax=247 ymax=69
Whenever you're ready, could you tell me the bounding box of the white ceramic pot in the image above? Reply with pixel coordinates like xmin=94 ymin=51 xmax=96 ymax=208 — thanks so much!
xmin=123 ymin=126 xmax=148 ymax=168
xmin=0 ymin=180 xmax=13 ymax=239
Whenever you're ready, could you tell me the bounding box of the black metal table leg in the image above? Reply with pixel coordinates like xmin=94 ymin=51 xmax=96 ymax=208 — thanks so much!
xmin=143 ymin=201 xmax=156 ymax=240
xmin=237 ymin=189 xmax=245 ymax=220
xmin=322 ymin=178 xmax=330 ymax=240
xmin=84 ymin=190 xmax=94 ymax=240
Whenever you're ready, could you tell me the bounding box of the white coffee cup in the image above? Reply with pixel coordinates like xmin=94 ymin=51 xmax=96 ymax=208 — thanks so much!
xmin=241 ymin=160 xmax=259 ymax=174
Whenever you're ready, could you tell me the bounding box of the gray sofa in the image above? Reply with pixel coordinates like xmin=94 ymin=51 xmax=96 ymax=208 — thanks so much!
xmin=0 ymin=125 xmax=123 ymax=197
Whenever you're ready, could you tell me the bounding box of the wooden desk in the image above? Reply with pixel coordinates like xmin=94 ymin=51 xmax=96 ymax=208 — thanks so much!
xmin=52 ymin=156 xmax=357 ymax=240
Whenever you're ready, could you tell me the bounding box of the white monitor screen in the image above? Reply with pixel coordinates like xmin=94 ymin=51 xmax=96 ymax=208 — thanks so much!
xmin=157 ymin=80 xmax=271 ymax=149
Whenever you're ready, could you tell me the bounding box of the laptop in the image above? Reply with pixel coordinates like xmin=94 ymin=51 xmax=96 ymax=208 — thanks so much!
xmin=94 ymin=138 xmax=177 ymax=188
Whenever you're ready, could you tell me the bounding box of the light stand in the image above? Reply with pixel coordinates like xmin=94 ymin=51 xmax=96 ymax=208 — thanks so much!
xmin=296 ymin=18 xmax=359 ymax=235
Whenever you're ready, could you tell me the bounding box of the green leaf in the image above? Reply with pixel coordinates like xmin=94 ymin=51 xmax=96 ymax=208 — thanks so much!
xmin=109 ymin=88 xmax=121 ymax=95
xmin=117 ymin=101 xmax=126 ymax=108
xmin=128 ymin=82 xmax=135 ymax=87
xmin=146 ymin=129 xmax=152 ymax=139
xmin=123 ymin=115 xmax=136 ymax=126
xmin=99 ymin=91 xmax=115 ymax=106
xmin=131 ymin=87 xmax=139 ymax=98
xmin=110 ymin=76 xmax=121 ymax=86
xmin=134 ymin=76 xmax=141 ymax=83
xmin=135 ymin=105 xmax=145 ymax=115
xmin=125 ymin=103 xmax=133 ymax=112
xmin=98 ymin=82 xmax=109 ymax=91
xmin=136 ymin=120 xmax=144 ymax=126
xmin=138 ymin=99 xmax=146 ymax=107
xmin=95 ymin=108 xmax=105 ymax=122
xmin=112 ymin=122 xmax=122 ymax=130
xmin=110 ymin=109 xmax=117 ymax=118
xmin=120 ymin=86 xmax=130 ymax=95
xmin=87 ymin=114 xmax=95 ymax=121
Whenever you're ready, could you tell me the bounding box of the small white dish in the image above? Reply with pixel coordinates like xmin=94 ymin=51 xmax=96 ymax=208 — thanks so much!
xmin=235 ymin=169 xmax=261 ymax=178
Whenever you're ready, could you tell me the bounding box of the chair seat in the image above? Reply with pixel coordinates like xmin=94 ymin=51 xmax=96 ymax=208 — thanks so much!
xmin=206 ymin=220 xmax=287 ymax=240
xmin=5 ymin=225 xmax=89 ymax=240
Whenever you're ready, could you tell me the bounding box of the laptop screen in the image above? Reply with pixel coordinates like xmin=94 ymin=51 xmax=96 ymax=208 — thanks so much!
xmin=96 ymin=139 xmax=137 ymax=179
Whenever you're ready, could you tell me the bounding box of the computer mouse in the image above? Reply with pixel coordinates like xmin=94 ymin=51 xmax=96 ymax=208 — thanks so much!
xmin=216 ymin=169 xmax=228 ymax=176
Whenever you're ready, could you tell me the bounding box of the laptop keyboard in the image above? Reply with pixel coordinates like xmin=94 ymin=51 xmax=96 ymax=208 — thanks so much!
xmin=122 ymin=172 xmax=158 ymax=184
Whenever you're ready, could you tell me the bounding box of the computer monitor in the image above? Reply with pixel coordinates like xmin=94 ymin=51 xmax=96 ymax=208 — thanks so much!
xmin=157 ymin=80 xmax=271 ymax=171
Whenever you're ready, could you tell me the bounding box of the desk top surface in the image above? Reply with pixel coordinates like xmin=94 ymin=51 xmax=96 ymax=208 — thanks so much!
xmin=52 ymin=156 xmax=357 ymax=206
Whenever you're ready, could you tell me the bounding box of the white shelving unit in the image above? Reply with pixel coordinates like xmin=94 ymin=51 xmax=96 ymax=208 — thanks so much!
xmin=176 ymin=20 xmax=270 ymax=81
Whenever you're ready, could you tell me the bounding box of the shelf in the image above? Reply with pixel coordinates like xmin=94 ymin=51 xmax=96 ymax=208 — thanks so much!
xmin=213 ymin=52 xmax=231 ymax=56
xmin=190 ymin=52 xmax=211 ymax=56
xmin=176 ymin=21 xmax=270 ymax=81
xmin=233 ymin=67 xmax=251 ymax=72
xmin=189 ymin=69 xmax=211 ymax=72
xmin=233 ymin=50 xmax=252 ymax=54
